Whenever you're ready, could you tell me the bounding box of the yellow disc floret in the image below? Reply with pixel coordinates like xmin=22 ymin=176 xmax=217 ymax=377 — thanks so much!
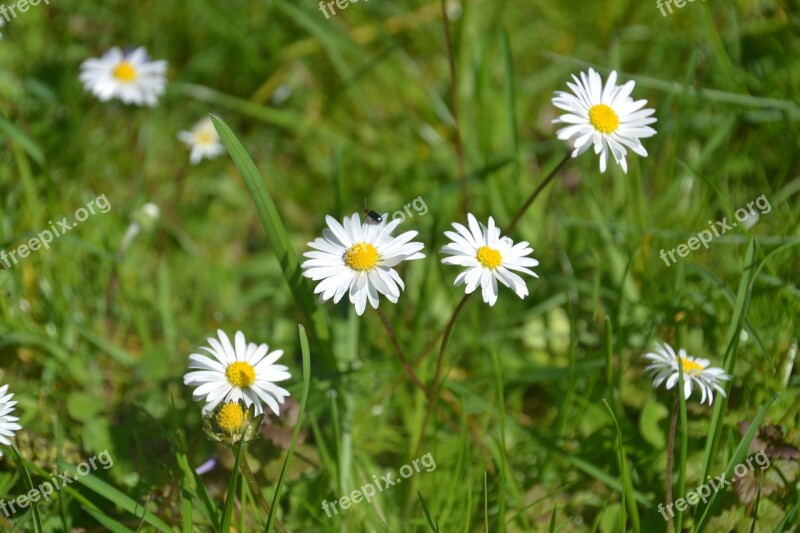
xmin=225 ymin=361 xmax=256 ymax=388
xmin=112 ymin=61 xmax=138 ymax=82
xmin=216 ymin=402 xmax=245 ymax=434
xmin=680 ymin=357 xmax=703 ymax=375
xmin=588 ymin=104 xmax=620 ymax=134
xmin=476 ymin=246 xmax=503 ymax=269
xmin=345 ymin=242 xmax=379 ymax=271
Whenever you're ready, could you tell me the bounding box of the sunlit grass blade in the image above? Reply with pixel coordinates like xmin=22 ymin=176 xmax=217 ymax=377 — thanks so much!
xmin=265 ymin=324 xmax=312 ymax=532
xmin=56 ymin=461 xmax=172 ymax=532
xmin=210 ymin=115 xmax=335 ymax=372
xmin=220 ymin=438 xmax=246 ymax=533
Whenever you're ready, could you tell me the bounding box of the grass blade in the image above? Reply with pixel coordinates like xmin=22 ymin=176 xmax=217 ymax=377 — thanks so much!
xmin=220 ymin=438 xmax=246 ymax=533
xmin=418 ymin=490 xmax=440 ymax=532
xmin=210 ymin=115 xmax=336 ymax=372
xmin=12 ymin=445 xmax=43 ymax=533
xmin=265 ymin=324 xmax=312 ymax=532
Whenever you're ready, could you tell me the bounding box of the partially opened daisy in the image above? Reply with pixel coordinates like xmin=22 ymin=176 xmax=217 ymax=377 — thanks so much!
xmin=440 ymin=214 xmax=539 ymax=306
xmin=178 ymin=117 xmax=226 ymax=164
xmin=0 ymin=384 xmax=22 ymax=457
xmin=552 ymin=68 xmax=657 ymax=173
xmin=643 ymin=342 xmax=731 ymax=405
xmin=79 ymin=46 xmax=167 ymax=106
xmin=184 ymin=330 xmax=291 ymax=416
xmin=301 ymin=213 xmax=425 ymax=316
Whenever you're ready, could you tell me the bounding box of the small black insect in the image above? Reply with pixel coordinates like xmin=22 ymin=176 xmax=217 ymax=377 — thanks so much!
xmin=363 ymin=208 xmax=383 ymax=223
xmin=362 ymin=199 xmax=383 ymax=223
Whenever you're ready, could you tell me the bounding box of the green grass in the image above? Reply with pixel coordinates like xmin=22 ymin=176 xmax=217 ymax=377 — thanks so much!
xmin=1 ymin=0 xmax=799 ymax=531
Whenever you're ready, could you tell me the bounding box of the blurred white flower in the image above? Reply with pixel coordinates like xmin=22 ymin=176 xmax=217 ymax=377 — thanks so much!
xmin=440 ymin=213 xmax=539 ymax=306
xmin=643 ymin=342 xmax=730 ymax=405
xmin=183 ymin=330 xmax=291 ymax=416
xmin=301 ymin=213 xmax=425 ymax=316
xmin=79 ymin=46 xmax=167 ymax=106
xmin=178 ymin=117 xmax=225 ymax=164
xmin=552 ymin=68 xmax=657 ymax=173
xmin=0 ymin=384 xmax=22 ymax=457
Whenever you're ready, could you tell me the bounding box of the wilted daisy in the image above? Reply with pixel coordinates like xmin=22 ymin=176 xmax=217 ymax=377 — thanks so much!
xmin=440 ymin=214 xmax=539 ymax=306
xmin=184 ymin=330 xmax=291 ymax=416
xmin=79 ymin=46 xmax=167 ymax=107
xmin=643 ymin=342 xmax=731 ymax=405
xmin=178 ymin=117 xmax=225 ymax=164
xmin=0 ymin=384 xmax=22 ymax=457
xmin=552 ymin=68 xmax=657 ymax=173
xmin=301 ymin=213 xmax=425 ymax=316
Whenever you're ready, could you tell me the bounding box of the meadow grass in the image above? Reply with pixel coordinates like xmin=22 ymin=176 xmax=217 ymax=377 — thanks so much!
xmin=0 ymin=0 xmax=799 ymax=531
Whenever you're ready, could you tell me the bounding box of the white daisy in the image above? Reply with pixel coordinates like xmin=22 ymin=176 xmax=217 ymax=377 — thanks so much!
xmin=178 ymin=117 xmax=226 ymax=164
xmin=0 ymin=384 xmax=22 ymax=457
xmin=79 ymin=46 xmax=168 ymax=107
xmin=301 ymin=213 xmax=425 ymax=316
xmin=440 ymin=213 xmax=539 ymax=306
xmin=552 ymin=68 xmax=657 ymax=173
xmin=643 ymin=342 xmax=731 ymax=405
xmin=183 ymin=330 xmax=291 ymax=416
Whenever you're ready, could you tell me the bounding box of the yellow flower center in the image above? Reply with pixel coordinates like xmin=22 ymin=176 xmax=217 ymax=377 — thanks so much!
xmin=344 ymin=242 xmax=378 ymax=271
xmin=476 ymin=246 xmax=502 ymax=269
xmin=216 ymin=402 xmax=245 ymax=434
xmin=679 ymin=357 xmax=703 ymax=375
xmin=195 ymin=131 xmax=217 ymax=145
xmin=588 ymin=104 xmax=620 ymax=134
xmin=112 ymin=61 xmax=138 ymax=82
xmin=225 ymin=361 xmax=256 ymax=388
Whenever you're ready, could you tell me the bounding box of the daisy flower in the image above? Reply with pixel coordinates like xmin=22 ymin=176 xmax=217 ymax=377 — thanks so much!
xmin=178 ymin=117 xmax=226 ymax=164
xmin=0 ymin=384 xmax=22 ymax=457
xmin=183 ymin=330 xmax=291 ymax=416
xmin=440 ymin=213 xmax=539 ymax=306
xmin=643 ymin=342 xmax=731 ymax=405
xmin=301 ymin=213 xmax=425 ymax=316
xmin=552 ymin=68 xmax=657 ymax=173
xmin=79 ymin=46 xmax=167 ymax=107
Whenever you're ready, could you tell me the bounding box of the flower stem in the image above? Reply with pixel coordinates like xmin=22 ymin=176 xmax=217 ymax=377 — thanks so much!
xmin=240 ymin=454 xmax=288 ymax=533
xmin=665 ymin=397 xmax=678 ymax=533
xmin=414 ymin=292 xmax=471 ymax=457
xmin=506 ymin=153 xmax=571 ymax=234
xmin=375 ymin=307 xmax=427 ymax=394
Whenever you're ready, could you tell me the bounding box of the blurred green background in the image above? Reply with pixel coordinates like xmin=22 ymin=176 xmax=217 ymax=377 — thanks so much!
xmin=1 ymin=0 xmax=798 ymax=530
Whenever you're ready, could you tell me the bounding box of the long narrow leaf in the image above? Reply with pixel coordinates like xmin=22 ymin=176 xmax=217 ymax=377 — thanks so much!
xmin=210 ymin=115 xmax=336 ymax=373
xmin=265 ymin=324 xmax=312 ymax=532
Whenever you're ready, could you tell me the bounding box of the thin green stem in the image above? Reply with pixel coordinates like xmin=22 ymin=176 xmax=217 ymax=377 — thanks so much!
xmin=376 ymin=307 xmax=427 ymax=394
xmin=240 ymin=455 xmax=288 ymax=533
xmin=506 ymin=153 xmax=570 ymax=234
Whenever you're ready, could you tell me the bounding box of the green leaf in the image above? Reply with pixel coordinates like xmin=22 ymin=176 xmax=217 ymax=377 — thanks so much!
xmin=210 ymin=115 xmax=336 ymax=372
xmin=12 ymin=445 xmax=43 ymax=533
xmin=418 ymin=490 xmax=440 ymax=532
xmin=56 ymin=460 xmax=172 ymax=532
xmin=265 ymin=324 xmax=312 ymax=532
xmin=639 ymin=400 xmax=668 ymax=449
